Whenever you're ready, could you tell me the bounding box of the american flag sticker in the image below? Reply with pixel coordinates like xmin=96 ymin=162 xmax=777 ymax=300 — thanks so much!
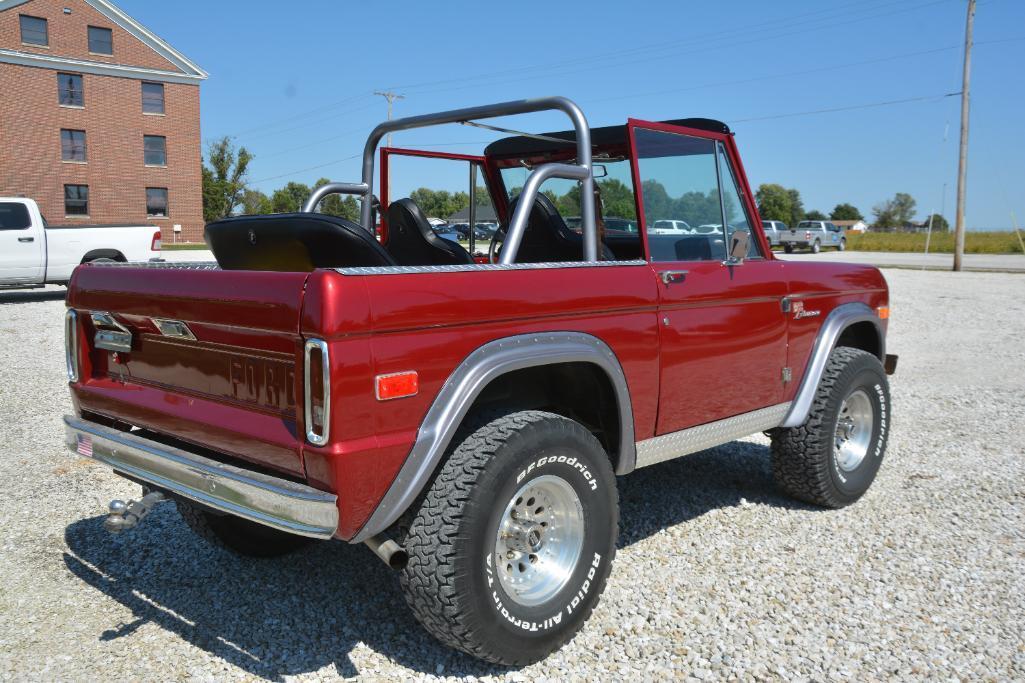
xmin=76 ymin=434 xmax=93 ymax=457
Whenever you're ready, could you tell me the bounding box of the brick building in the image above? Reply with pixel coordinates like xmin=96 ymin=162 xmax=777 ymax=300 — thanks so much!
xmin=0 ymin=0 xmax=207 ymax=241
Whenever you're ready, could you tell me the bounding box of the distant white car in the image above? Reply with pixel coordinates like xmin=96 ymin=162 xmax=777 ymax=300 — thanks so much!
xmin=650 ymin=219 xmax=692 ymax=234
xmin=0 ymin=197 xmax=161 ymax=288
xmin=779 ymin=220 xmax=846 ymax=253
xmin=761 ymin=220 xmax=787 ymax=246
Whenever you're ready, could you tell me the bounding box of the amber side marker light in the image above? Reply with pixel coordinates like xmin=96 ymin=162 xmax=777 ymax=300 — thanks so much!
xmin=877 ymin=306 xmax=890 ymax=319
xmin=376 ymin=371 xmax=419 ymax=401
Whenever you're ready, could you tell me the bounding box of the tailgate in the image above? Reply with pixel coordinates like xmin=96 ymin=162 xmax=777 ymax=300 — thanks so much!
xmin=67 ymin=263 xmax=310 ymax=476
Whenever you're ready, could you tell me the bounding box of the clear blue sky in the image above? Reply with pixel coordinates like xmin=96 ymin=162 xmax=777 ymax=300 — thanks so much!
xmin=122 ymin=0 xmax=1023 ymax=228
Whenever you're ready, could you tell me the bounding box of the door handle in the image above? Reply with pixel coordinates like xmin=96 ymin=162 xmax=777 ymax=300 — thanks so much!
xmin=659 ymin=270 xmax=689 ymax=285
xmin=18 ymin=237 xmax=34 ymax=243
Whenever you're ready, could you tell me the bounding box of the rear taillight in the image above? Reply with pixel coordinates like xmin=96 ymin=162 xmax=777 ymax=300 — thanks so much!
xmin=304 ymin=339 xmax=330 ymax=446
xmin=65 ymin=309 xmax=79 ymax=382
xmin=151 ymin=230 xmax=162 ymax=251
xmin=805 ymin=231 xmax=812 ymax=239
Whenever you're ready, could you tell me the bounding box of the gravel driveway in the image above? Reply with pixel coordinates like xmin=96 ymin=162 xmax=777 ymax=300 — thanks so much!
xmin=1 ymin=270 xmax=1022 ymax=681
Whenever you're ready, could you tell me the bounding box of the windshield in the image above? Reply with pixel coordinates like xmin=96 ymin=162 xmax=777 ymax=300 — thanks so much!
xmin=500 ymin=158 xmax=637 ymax=225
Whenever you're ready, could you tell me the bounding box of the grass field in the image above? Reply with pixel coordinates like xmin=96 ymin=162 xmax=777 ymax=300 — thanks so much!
xmin=844 ymin=231 xmax=1025 ymax=254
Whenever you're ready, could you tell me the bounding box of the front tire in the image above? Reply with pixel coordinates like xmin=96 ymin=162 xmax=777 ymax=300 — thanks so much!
xmin=770 ymin=347 xmax=890 ymax=508
xmin=838 ymin=238 xmax=847 ymax=251
xmin=400 ymin=410 xmax=618 ymax=665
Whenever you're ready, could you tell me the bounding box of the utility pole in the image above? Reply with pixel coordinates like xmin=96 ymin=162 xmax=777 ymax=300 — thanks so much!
xmin=953 ymin=0 xmax=975 ymax=271
xmin=374 ymin=90 xmax=405 ymax=148
xmin=374 ymin=91 xmax=404 ymax=201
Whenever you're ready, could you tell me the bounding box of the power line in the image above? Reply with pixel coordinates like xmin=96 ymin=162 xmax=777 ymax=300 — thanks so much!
xmin=729 ymin=92 xmax=960 ymax=124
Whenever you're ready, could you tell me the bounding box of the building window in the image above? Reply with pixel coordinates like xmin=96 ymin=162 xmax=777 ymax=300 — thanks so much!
xmin=61 ymin=129 xmax=87 ymax=162
xmin=58 ymin=73 xmax=84 ymax=107
xmin=64 ymin=185 xmax=89 ymax=216
xmin=143 ymin=135 xmax=167 ymax=166
xmin=87 ymin=26 xmax=113 ymax=55
xmin=19 ymin=15 xmax=48 ymax=46
xmin=146 ymin=188 xmax=168 ymax=217
xmin=142 ymin=82 xmax=165 ymax=114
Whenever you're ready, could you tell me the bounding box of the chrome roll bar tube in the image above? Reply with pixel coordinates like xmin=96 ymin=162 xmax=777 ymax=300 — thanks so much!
xmin=301 ymin=182 xmax=370 ymax=214
xmin=358 ymin=96 xmax=597 ymax=263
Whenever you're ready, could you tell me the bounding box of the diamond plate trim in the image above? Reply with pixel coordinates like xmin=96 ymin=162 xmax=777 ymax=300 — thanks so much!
xmin=635 ymin=402 xmax=790 ymax=468
xmin=335 ymin=260 xmax=647 ymax=276
xmin=86 ymin=260 xmax=220 ymax=270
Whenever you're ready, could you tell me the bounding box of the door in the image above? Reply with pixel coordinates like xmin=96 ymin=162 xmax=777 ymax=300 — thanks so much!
xmin=0 ymin=201 xmax=44 ymax=283
xmin=627 ymin=121 xmax=788 ymax=435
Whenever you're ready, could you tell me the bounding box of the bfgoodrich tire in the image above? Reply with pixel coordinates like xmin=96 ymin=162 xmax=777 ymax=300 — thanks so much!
xmin=400 ymin=410 xmax=618 ymax=665
xmin=771 ymin=347 xmax=891 ymax=508
xmin=175 ymin=499 xmax=313 ymax=558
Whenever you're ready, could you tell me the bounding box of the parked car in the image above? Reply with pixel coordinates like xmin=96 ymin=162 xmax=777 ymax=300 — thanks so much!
xmin=474 ymin=222 xmax=497 ymax=240
xmin=432 ymin=225 xmax=462 ymax=243
xmin=762 ymin=220 xmax=787 ymax=247
xmin=650 ymin=219 xmax=692 ymax=234
xmin=63 ymin=97 xmax=896 ymax=666
xmin=0 ymin=197 xmax=160 ymax=289
xmin=779 ymin=220 xmax=846 ymax=253
xmin=449 ymin=222 xmax=471 ymax=239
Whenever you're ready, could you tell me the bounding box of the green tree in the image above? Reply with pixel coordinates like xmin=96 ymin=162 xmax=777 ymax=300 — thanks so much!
xmin=270 ymin=181 xmax=311 ymax=214
xmin=872 ymin=192 xmax=917 ymax=229
xmin=805 ymin=209 xmax=828 ymax=221
xmin=202 ymin=137 xmax=253 ymax=221
xmin=597 ymin=178 xmax=636 ymax=219
xmin=312 ymin=178 xmax=360 ymax=221
xmin=241 ymin=189 xmax=272 ymax=215
xmin=925 ymin=213 xmax=949 ymax=232
xmin=755 ymin=183 xmax=792 ymax=223
xmin=830 ymin=203 xmax=863 ymax=221
xmin=787 ymin=188 xmax=806 ymax=227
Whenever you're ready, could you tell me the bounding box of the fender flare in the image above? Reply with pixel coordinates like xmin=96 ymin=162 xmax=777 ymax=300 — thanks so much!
xmin=779 ymin=302 xmax=884 ymax=428
xmin=352 ymin=331 xmax=635 ymax=543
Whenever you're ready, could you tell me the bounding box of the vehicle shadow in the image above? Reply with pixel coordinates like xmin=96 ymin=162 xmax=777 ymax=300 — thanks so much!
xmin=62 ymin=439 xmax=811 ymax=679
xmin=0 ymin=288 xmax=66 ymax=305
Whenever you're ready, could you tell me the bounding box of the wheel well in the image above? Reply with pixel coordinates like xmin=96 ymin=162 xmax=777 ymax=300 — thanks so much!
xmin=464 ymin=362 xmax=622 ymax=470
xmin=835 ymin=321 xmax=882 ymax=359
xmin=81 ymin=249 xmax=125 ymax=263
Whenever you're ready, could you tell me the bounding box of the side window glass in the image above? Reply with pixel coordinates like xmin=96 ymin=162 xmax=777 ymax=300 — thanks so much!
xmin=717 ymin=144 xmax=762 ymax=258
xmin=634 ymin=128 xmax=725 ymax=262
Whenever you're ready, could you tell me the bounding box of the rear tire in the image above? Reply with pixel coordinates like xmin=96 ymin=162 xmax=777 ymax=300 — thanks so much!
xmin=400 ymin=410 xmax=618 ymax=665
xmin=838 ymin=238 xmax=847 ymax=251
xmin=783 ymin=243 xmax=794 ymax=254
xmin=771 ymin=347 xmax=890 ymax=508
xmin=176 ymin=499 xmax=314 ymax=558
xmin=811 ymin=240 xmax=821 ymax=253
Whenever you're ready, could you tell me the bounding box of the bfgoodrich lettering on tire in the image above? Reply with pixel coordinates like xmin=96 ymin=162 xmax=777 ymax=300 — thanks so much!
xmin=399 ymin=410 xmax=618 ymax=665
xmin=771 ymin=347 xmax=890 ymax=508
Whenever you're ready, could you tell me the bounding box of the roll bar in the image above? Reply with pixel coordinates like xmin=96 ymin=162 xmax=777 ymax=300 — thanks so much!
xmin=302 ymin=96 xmax=596 ymax=264
xmin=301 ymin=182 xmax=369 ymax=214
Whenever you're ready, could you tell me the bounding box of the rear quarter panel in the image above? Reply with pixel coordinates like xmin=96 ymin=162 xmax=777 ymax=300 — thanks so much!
xmin=47 ymin=225 xmax=157 ymax=280
xmin=301 ymin=264 xmax=660 ymax=539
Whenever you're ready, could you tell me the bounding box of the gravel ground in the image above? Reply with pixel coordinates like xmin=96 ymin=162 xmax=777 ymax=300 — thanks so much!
xmin=1 ymin=271 xmax=1023 ymax=681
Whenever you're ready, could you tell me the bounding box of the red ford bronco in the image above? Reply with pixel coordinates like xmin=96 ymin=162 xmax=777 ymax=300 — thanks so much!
xmin=63 ymin=97 xmax=896 ymax=665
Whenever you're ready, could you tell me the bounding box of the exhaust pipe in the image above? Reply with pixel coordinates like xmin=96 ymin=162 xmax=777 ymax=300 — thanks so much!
xmin=364 ymin=534 xmax=408 ymax=570
xmin=104 ymin=491 xmax=165 ymax=533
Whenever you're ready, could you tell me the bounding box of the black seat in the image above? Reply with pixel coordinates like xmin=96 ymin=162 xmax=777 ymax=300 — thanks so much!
xmin=205 ymin=213 xmax=396 ymax=271
xmin=385 ymin=198 xmax=473 ymax=266
xmin=501 ymin=194 xmax=615 ymax=263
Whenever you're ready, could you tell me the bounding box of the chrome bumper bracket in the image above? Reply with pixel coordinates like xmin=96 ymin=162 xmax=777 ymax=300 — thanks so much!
xmin=63 ymin=415 xmax=338 ymax=539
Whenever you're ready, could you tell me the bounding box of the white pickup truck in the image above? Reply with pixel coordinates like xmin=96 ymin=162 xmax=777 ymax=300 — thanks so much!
xmin=0 ymin=198 xmax=161 ymax=289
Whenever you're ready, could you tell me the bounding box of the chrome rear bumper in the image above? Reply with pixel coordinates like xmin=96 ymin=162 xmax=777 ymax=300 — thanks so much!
xmin=63 ymin=415 xmax=338 ymax=539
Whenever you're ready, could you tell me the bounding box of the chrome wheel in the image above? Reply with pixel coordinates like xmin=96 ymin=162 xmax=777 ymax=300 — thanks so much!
xmin=495 ymin=474 xmax=584 ymax=607
xmin=834 ymin=389 xmax=874 ymax=472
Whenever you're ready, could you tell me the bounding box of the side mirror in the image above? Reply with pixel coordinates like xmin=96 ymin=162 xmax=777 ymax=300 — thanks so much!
xmin=725 ymin=230 xmax=749 ymax=265
xmin=592 ymin=164 xmax=608 ymax=178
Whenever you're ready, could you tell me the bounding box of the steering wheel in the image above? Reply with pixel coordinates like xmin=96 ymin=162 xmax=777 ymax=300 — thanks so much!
xmin=488 ymin=228 xmax=505 ymax=264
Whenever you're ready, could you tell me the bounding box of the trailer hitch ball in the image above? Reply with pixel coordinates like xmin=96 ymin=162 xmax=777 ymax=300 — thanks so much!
xmin=103 ymin=491 xmax=165 ymax=534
